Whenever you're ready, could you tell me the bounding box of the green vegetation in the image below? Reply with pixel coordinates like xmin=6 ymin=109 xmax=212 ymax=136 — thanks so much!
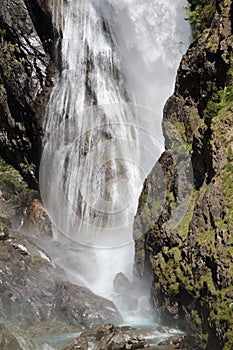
xmin=204 ymin=85 xmax=233 ymax=125
xmin=0 ymin=157 xmax=36 ymax=206
xmin=145 ymin=3 xmax=233 ymax=347
xmin=191 ymin=310 xmax=202 ymax=326
xmin=174 ymin=121 xmax=186 ymax=142
xmin=176 ymin=190 xmax=197 ymax=239
xmin=149 ymin=82 xmax=233 ymax=347
xmin=184 ymin=1 xmax=217 ymax=38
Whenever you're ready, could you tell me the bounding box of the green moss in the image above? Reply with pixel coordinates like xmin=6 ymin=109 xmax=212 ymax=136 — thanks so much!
xmin=0 ymin=157 xmax=37 ymax=206
xmin=176 ymin=190 xmax=197 ymax=239
xmin=208 ymin=39 xmax=219 ymax=52
xmin=137 ymin=185 xmax=167 ymax=233
xmin=220 ymin=146 xmax=233 ymax=230
xmin=204 ymin=85 xmax=233 ymax=126
xmin=169 ymin=282 xmax=179 ymax=295
xmin=199 ymin=273 xmax=217 ymax=295
xmin=204 ymin=91 xmax=222 ymax=126
xmin=196 ymin=229 xmax=215 ymax=247
xmin=170 ymin=247 xmax=181 ymax=264
xmin=191 ymin=310 xmax=202 ymax=326
xmin=174 ymin=121 xmax=187 ymax=142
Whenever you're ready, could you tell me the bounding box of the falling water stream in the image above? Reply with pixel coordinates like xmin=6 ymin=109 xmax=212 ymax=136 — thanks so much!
xmin=40 ymin=0 xmax=191 ymax=328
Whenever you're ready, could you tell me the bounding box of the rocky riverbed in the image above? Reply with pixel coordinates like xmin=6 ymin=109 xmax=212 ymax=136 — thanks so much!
xmin=35 ymin=323 xmax=205 ymax=350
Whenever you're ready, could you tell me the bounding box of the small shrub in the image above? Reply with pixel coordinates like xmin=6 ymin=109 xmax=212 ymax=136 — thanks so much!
xmin=184 ymin=1 xmax=217 ymax=38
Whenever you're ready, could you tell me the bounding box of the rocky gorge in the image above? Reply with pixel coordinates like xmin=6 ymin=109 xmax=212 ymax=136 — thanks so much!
xmin=0 ymin=0 xmax=232 ymax=350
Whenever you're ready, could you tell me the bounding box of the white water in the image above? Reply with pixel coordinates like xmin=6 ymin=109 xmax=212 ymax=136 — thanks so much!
xmin=40 ymin=0 xmax=191 ymax=323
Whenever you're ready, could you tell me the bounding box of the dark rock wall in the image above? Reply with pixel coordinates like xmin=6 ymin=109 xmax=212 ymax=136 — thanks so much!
xmin=134 ymin=1 xmax=233 ymax=349
xmin=0 ymin=0 xmax=55 ymax=189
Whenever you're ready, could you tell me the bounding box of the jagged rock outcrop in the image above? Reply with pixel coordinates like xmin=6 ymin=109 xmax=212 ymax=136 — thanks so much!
xmin=0 ymin=218 xmax=122 ymax=335
xmin=134 ymin=1 xmax=233 ymax=350
xmin=0 ymin=0 xmax=55 ymax=189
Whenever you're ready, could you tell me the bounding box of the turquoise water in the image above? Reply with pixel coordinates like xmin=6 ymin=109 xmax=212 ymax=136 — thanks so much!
xmin=34 ymin=324 xmax=183 ymax=349
xmin=34 ymin=332 xmax=81 ymax=349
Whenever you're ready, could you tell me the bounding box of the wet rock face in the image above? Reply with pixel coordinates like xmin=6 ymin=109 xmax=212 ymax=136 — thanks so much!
xmin=0 ymin=218 xmax=122 ymax=333
xmin=0 ymin=217 xmax=10 ymax=240
xmin=22 ymin=198 xmax=53 ymax=237
xmin=62 ymin=337 xmax=88 ymax=350
xmin=134 ymin=1 xmax=233 ymax=349
xmin=55 ymin=282 xmax=122 ymax=329
xmin=113 ymin=272 xmax=130 ymax=293
xmin=0 ymin=323 xmax=38 ymax=350
xmin=0 ymin=0 xmax=55 ymax=189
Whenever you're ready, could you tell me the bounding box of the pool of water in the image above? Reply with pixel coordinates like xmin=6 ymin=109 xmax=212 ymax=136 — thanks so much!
xmin=34 ymin=323 xmax=184 ymax=349
xmin=34 ymin=332 xmax=81 ymax=349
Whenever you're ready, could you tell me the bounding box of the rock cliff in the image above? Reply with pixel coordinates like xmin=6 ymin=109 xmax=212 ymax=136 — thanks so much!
xmin=134 ymin=1 xmax=233 ymax=349
xmin=0 ymin=0 xmax=55 ymax=189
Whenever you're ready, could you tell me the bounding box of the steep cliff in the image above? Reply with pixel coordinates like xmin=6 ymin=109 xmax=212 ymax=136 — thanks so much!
xmin=134 ymin=1 xmax=233 ymax=349
xmin=0 ymin=0 xmax=55 ymax=189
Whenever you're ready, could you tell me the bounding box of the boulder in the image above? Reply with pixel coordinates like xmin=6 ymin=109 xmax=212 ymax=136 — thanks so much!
xmin=63 ymin=324 xmax=149 ymax=350
xmin=0 ymin=231 xmax=122 ymax=334
xmin=22 ymin=198 xmax=53 ymax=237
xmin=96 ymin=323 xmax=115 ymax=340
xmin=113 ymin=272 xmax=130 ymax=293
xmin=0 ymin=323 xmax=38 ymax=350
xmin=61 ymin=336 xmax=88 ymax=350
xmin=97 ymin=329 xmax=129 ymax=350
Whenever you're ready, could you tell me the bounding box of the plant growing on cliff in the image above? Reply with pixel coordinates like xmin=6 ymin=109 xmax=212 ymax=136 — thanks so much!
xmin=0 ymin=157 xmax=37 ymax=206
xmin=184 ymin=1 xmax=216 ymax=38
xmin=204 ymin=84 xmax=233 ymax=125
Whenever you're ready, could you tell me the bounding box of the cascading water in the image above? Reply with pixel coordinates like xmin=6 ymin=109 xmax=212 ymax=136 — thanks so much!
xmin=40 ymin=0 xmax=191 ymax=324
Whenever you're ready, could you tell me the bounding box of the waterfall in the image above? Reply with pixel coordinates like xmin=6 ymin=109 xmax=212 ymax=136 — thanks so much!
xmin=40 ymin=0 xmax=191 ymax=323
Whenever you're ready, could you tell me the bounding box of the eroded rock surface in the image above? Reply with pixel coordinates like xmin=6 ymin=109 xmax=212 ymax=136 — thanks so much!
xmin=0 ymin=0 xmax=55 ymax=188
xmin=134 ymin=1 xmax=233 ymax=349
